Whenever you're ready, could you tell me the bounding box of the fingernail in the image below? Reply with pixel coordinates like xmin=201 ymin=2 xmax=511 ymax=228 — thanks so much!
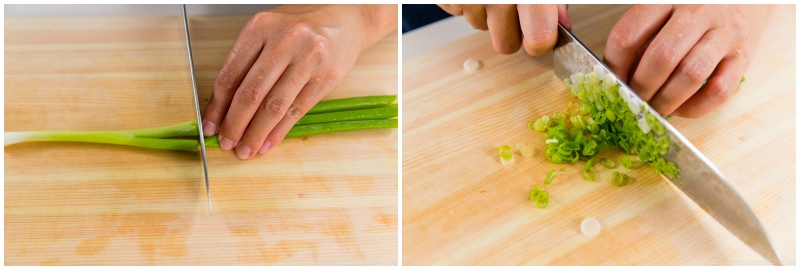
xmin=236 ymin=145 xmax=251 ymax=160
xmin=258 ymin=140 xmax=271 ymax=154
xmin=672 ymin=111 xmax=681 ymax=117
xmin=203 ymin=121 xmax=216 ymax=137
xmin=219 ymin=136 xmax=234 ymax=151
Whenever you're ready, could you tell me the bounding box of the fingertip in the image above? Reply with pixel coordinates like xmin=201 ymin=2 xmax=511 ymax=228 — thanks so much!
xmin=557 ymin=4 xmax=571 ymax=31
xmin=258 ymin=139 xmax=272 ymax=154
xmin=523 ymin=33 xmax=557 ymax=57
xmin=218 ymin=135 xmax=234 ymax=151
xmin=202 ymin=120 xmax=217 ymax=137
xmin=493 ymin=40 xmax=521 ymax=55
xmin=235 ymin=144 xmax=251 ymax=160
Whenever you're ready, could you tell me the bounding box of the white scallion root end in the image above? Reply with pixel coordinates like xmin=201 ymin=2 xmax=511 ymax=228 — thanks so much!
xmin=581 ymin=217 xmax=601 ymax=237
xmin=463 ymin=59 xmax=480 ymax=72
xmin=638 ymin=117 xmax=652 ymax=134
xmin=520 ymin=145 xmax=535 ymax=157
xmin=500 ymin=155 xmax=515 ymax=165
xmin=4 ymin=132 xmax=31 ymax=146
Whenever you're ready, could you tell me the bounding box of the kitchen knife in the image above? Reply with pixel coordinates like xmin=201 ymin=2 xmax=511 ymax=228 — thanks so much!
xmin=181 ymin=4 xmax=212 ymax=214
xmin=552 ymin=23 xmax=780 ymax=265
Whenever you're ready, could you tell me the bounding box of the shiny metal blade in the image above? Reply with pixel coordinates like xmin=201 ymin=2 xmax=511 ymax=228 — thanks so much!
xmin=182 ymin=4 xmax=212 ymax=214
xmin=552 ymin=23 xmax=780 ymax=264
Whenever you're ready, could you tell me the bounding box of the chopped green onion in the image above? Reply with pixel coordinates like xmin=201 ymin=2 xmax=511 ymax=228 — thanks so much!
xmin=599 ymin=158 xmax=616 ymax=168
xmin=536 ymin=190 xmax=549 ymax=208
xmin=559 ymin=167 xmax=566 ymax=172
xmin=529 ymin=184 xmax=542 ymax=201
xmin=520 ymin=145 xmax=535 ymax=157
xmin=621 ymin=155 xmax=633 ymax=169
xmin=611 ymin=172 xmax=632 ymax=187
xmin=583 ymin=169 xmax=596 ymax=182
xmin=499 ymin=145 xmax=514 ymax=165
xmin=584 ymin=157 xmax=596 ymax=171
xmin=545 ymin=169 xmax=556 ymax=185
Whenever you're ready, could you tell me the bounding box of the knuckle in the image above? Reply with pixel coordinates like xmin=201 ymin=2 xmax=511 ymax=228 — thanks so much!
xmin=235 ymin=80 xmax=263 ymax=106
xmin=214 ymin=69 xmax=238 ymax=91
xmin=287 ymin=22 xmax=316 ymax=42
xmin=284 ymin=103 xmax=307 ymax=120
xmin=323 ymin=68 xmax=343 ymax=83
xmin=681 ymin=59 xmax=710 ymax=85
xmin=307 ymin=37 xmax=330 ymax=64
xmin=262 ymin=97 xmax=289 ymax=115
xmin=646 ymin=44 xmax=677 ymax=71
xmin=608 ymin=23 xmax=637 ymax=51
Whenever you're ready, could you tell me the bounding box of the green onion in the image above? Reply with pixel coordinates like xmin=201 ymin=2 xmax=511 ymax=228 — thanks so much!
xmin=583 ymin=169 xmax=596 ymax=182
xmin=529 ymin=184 xmax=542 ymax=201
xmin=584 ymin=157 xmax=596 ymax=171
xmin=7 ymin=96 xmax=400 ymax=152
xmin=520 ymin=145 xmax=535 ymax=157
xmin=4 ymin=130 xmax=199 ymax=151
xmin=530 ymin=66 xmax=682 ymax=179
xmin=295 ymin=105 xmax=397 ymax=125
xmin=306 ymin=95 xmax=397 ymax=114
xmin=559 ymin=167 xmax=566 ymax=172
xmin=286 ymin=119 xmax=397 ymax=138
xmin=611 ymin=172 xmax=632 ymax=187
xmin=599 ymin=158 xmax=616 ymax=168
xmin=498 ymin=145 xmax=514 ymax=165
xmin=621 ymin=155 xmax=633 ymax=169
xmin=544 ymin=169 xmax=556 ymax=185
xmin=536 ymin=190 xmax=549 ymax=208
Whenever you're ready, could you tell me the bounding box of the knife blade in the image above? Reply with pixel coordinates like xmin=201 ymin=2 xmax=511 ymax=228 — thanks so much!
xmin=552 ymin=23 xmax=780 ymax=265
xmin=181 ymin=4 xmax=212 ymax=214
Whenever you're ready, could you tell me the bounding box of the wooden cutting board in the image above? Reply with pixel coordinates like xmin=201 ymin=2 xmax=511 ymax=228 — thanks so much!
xmin=5 ymin=13 xmax=398 ymax=265
xmin=402 ymin=4 xmax=795 ymax=265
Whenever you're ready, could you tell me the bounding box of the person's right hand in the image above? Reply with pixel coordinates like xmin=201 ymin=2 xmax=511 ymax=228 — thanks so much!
xmin=438 ymin=4 xmax=570 ymax=56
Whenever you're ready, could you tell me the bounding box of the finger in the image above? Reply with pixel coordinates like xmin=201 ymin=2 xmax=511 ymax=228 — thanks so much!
xmin=603 ymin=5 xmax=673 ymax=84
xmin=258 ymin=77 xmax=335 ymax=156
xmin=437 ymin=4 xmax=463 ymax=16
xmin=235 ymin=63 xmax=311 ymax=159
xmin=216 ymin=49 xmax=291 ymax=151
xmin=557 ymin=4 xmax=571 ymax=31
xmin=487 ymin=4 xmax=521 ymax=54
xmin=649 ymin=29 xmax=729 ymax=116
xmin=462 ymin=5 xmax=488 ymax=30
xmin=202 ymin=17 xmax=264 ymax=136
xmin=672 ymin=56 xmax=745 ymax=118
xmin=629 ymin=7 xmax=713 ymax=102
xmin=517 ymin=4 xmax=558 ymax=57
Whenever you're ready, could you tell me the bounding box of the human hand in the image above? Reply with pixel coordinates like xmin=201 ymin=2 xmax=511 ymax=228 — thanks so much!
xmin=203 ymin=5 xmax=397 ymax=159
xmin=603 ymin=4 xmax=772 ymax=118
xmin=438 ymin=4 xmax=570 ymax=56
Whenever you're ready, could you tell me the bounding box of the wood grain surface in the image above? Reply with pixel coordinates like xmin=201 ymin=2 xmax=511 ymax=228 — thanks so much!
xmin=402 ymin=4 xmax=795 ymax=265
xmin=5 ymin=12 xmax=398 ymax=265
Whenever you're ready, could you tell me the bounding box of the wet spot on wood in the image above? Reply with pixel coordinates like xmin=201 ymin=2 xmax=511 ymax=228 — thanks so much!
xmin=346 ymin=176 xmax=376 ymax=196
xmin=76 ymin=235 xmax=112 ymax=256
xmin=39 ymin=258 xmax=60 ymax=265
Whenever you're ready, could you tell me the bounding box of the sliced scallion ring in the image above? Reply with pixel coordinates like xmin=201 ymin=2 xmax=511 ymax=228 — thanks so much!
xmin=583 ymin=169 xmax=596 ymax=182
xmin=536 ymin=190 xmax=549 ymax=208
xmin=545 ymin=169 xmax=556 ymax=185
xmin=499 ymin=145 xmax=514 ymax=165
xmin=599 ymin=158 xmax=617 ymax=168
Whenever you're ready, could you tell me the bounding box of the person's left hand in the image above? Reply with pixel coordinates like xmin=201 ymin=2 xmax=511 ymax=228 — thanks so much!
xmin=203 ymin=5 xmax=397 ymax=159
xmin=603 ymin=4 xmax=772 ymax=118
